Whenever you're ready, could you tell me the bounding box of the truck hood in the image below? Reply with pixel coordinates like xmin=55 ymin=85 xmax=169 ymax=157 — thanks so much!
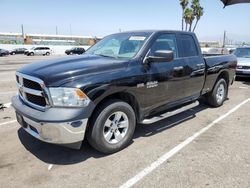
xmin=18 ymin=54 xmax=128 ymax=86
xmin=237 ymin=58 xmax=250 ymax=66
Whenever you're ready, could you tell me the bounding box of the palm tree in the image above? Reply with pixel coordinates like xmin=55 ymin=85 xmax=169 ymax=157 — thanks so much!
xmin=184 ymin=8 xmax=195 ymax=31
xmin=180 ymin=0 xmax=189 ymax=31
xmin=191 ymin=0 xmax=204 ymax=32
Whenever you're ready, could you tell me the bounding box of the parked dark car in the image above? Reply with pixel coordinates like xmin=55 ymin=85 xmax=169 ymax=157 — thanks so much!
xmin=0 ymin=49 xmax=9 ymax=56
xmin=65 ymin=47 xmax=85 ymax=55
xmin=10 ymin=48 xmax=27 ymax=55
xmin=12 ymin=30 xmax=237 ymax=154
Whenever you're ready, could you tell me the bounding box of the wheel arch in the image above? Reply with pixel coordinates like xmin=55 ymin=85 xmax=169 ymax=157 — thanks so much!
xmin=89 ymin=91 xmax=142 ymax=124
xmin=217 ymin=70 xmax=229 ymax=87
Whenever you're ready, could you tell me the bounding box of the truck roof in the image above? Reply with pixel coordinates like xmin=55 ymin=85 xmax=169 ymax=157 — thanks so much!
xmin=119 ymin=30 xmax=194 ymax=35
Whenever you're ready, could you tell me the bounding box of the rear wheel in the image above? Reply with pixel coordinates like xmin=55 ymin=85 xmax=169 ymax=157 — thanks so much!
xmin=87 ymin=100 xmax=136 ymax=154
xmin=205 ymin=78 xmax=228 ymax=107
xmin=29 ymin=52 xmax=34 ymax=56
xmin=46 ymin=52 xmax=50 ymax=56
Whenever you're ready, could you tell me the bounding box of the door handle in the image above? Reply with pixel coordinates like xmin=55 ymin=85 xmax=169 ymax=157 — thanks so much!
xmin=196 ymin=63 xmax=205 ymax=68
xmin=173 ymin=66 xmax=184 ymax=71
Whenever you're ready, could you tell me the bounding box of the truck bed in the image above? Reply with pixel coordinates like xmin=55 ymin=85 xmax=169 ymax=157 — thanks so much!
xmin=202 ymin=54 xmax=237 ymax=95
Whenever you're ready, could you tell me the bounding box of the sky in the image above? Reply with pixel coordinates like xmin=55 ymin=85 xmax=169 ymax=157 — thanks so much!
xmin=1 ymin=0 xmax=250 ymax=42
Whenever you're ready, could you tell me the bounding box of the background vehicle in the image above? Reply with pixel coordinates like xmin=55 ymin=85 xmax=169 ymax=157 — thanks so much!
xmin=234 ymin=46 xmax=250 ymax=77
xmin=12 ymin=31 xmax=237 ymax=154
xmin=25 ymin=47 xmax=51 ymax=56
xmin=0 ymin=48 xmax=9 ymax=56
xmin=203 ymin=47 xmax=229 ymax=55
xmin=229 ymin=48 xmax=236 ymax=54
xmin=65 ymin=47 xmax=86 ymax=55
xmin=10 ymin=48 xmax=27 ymax=55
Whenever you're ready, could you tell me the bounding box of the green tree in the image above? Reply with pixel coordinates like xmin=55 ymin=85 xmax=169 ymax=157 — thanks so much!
xmin=180 ymin=0 xmax=189 ymax=31
xmin=191 ymin=0 xmax=204 ymax=32
xmin=184 ymin=8 xmax=195 ymax=31
xmin=180 ymin=0 xmax=204 ymax=32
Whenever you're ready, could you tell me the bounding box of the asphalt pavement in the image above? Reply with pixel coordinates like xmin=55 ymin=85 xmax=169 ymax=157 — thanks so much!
xmin=0 ymin=55 xmax=249 ymax=188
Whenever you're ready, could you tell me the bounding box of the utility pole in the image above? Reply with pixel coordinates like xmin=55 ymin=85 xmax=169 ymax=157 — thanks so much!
xmin=223 ymin=31 xmax=226 ymax=47
xmin=21 ymin=24 xmax=25 ymax=44
xmin=69 ymin=24 xmax=72 ymax=36
xmin=56 ymin=26 xmax=58 ymax=35
xmin=21 ymin=24 xmax=24 ymax=37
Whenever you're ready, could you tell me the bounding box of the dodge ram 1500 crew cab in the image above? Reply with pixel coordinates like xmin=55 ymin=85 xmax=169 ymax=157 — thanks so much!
xmin=12 ymin=30 xmax=237 ymax=154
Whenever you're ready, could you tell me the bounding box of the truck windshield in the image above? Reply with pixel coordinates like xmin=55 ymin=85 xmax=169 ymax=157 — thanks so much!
xmin=86 ymin=33 xmax=151 ymax=59
xmin=234 ymin=48 xmax=250 ymax=58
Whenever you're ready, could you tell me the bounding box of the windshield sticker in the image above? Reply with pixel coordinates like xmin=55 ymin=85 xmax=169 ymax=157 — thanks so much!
xmin=129 ymin=36 xmax=146 ymax=41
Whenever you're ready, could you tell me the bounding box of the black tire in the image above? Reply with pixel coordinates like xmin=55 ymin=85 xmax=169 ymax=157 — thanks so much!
xmin=205 ymin=78 xmax=228 ymax=107
xmin=30 ymin=52 xmax=34 ymax=56
xmin=46 ymin=52 xmax=50 ymax=56
xmin=87 ymin=99 xmax=136 ymax=154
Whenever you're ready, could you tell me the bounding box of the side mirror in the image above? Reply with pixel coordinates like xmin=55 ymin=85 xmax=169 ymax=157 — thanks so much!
xmin=146 ymin=50 xmax=174 ymax=63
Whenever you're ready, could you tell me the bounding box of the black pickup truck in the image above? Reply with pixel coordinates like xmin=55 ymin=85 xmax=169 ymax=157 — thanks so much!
xmin=12 ymin=30 xmax=237 ymax=153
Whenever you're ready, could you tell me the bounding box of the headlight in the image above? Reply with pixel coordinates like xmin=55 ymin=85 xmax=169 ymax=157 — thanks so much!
xmin=49 ymin=87 xmax=90 ymax=107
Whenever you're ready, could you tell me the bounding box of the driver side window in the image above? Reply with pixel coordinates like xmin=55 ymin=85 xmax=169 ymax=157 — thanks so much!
xmin=149 ymin=34 xmax=178 ymax=58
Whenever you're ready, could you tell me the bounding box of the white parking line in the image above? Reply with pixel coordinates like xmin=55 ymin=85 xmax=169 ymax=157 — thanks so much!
xmin=3 ymin=102 xmax=12 ymax=108
xmin=0 ymin=120 xmax=17 ymax=126
xmin=239 ymin=86 xmax=249 ymax=89
xmin=0 ymin=91 xmax=17 ymax=95
xmin=120 ymin=98 xmax=250 ymax=188
xmin=48 ymin=164 xmax=53 ymax=171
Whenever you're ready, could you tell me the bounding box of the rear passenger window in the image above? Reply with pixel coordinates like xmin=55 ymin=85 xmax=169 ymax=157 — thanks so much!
xmin=178 ymin=34 xmax=198 ymax=57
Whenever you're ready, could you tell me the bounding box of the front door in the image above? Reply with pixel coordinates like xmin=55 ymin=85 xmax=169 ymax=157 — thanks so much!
xmin=143 ymin=33 xmax=189 ymax=113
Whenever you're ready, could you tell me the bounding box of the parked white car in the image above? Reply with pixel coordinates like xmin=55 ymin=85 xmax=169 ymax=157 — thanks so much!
xmin=202 ymin=47 xmax=229 ymax=55
xmin=234 ymin=47 xmax=250 ymax=77
xmin=25 ymin=47 xmax=52 ymax=56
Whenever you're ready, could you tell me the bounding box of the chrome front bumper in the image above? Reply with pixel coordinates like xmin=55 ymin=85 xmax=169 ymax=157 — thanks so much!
xmin=20 ymin=115 xmax=88 ymax=148
xmin=12 ymin=95 xmax=94 ymax=149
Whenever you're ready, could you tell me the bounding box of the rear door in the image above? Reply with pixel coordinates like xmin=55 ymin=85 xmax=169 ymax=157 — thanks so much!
xmin=41 ymin=47 xmax=47 ymax=55
xmin=76 ymin=48 xmax=81 ymax=54
xmin=45 ymin=47 xmax=50 ymax=54
xmin=34 ymin=47 xmax=42 ymax=55
xmin=176 ymin=34 xmax=205 ymax=99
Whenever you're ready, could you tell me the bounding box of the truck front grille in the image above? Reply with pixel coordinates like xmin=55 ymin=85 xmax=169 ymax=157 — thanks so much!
xmin=16 ymin=73 xmax=49 ymax=110
xmin=26 ymin=93 xmax=47 ymax=107
xmin=242 ymin=66 xmax=250 ymax=69
xmin=23 ymin=78 xmax=42 ymax=90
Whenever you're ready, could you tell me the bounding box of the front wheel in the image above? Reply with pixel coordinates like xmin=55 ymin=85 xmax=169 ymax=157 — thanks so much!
xmin=87 ymin=100 xmax=136 ymax=154
xmin=205 ymin=78 xmax=228 ymax=107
